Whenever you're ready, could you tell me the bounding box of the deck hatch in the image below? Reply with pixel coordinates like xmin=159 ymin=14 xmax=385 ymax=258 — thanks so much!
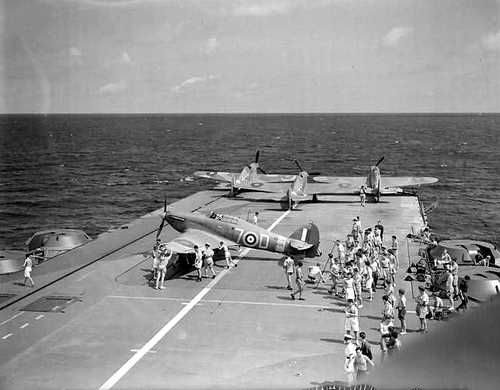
xmin=21 ymin=295 xmax=81 ymax=312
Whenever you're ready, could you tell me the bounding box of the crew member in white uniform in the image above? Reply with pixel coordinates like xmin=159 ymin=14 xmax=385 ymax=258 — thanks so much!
xmin=219 ymin=241 xmax=236 ymax=268
xmin=23 ymin=254 xmax=35 ymax=287
xmin=194 ymin=245 xmax=203 ymax=282
xmin=156 ymin=245 xmax=172 ymax=290
xmin=203 ymin=243 xmax=216 ymax=279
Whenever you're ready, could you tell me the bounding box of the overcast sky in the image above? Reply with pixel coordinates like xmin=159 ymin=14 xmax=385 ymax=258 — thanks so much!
xmin=1 ymin=0 xmax=500 ymax=113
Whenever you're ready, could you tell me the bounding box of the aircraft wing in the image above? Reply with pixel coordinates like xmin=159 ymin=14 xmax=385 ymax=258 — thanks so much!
xmin=233 ymin=182 xmax=289 ymax=193
xmin=193 ymin=171 xmax=237 ymax=182
xmin=254 ymin=174 xmax=297 ymax=183
xmin=236 ymin=180 xmax=364 ymax=196
xmin=164 ymin=229 xmax=232 ymax=254
xmin=381 ymin=176 xmax=438 ymax=189
xmin=307 ymin=179 xmax=366 ymax=194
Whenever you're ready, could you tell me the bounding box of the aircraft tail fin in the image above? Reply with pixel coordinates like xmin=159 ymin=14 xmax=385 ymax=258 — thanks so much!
xmin=288 ymin=222 xmax=321 ymax=257
xmin=291 ymin=171 xmax=308 ymax=196
xmin=282 ymin=171 xmax=309 ymax=210
xmin=237 ymin=165 xmax=256 ymax=186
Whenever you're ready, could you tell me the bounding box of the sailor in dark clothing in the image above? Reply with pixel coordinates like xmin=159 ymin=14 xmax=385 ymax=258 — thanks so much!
xmin=456 ymin=275 xmax=470 ymax=311
xmin=375 ymin=220 xmax=384 ymax=242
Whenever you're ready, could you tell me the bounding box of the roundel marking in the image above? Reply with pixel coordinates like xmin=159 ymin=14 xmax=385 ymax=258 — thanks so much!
xmin=243 ymin=232 xmax=258 ymax=247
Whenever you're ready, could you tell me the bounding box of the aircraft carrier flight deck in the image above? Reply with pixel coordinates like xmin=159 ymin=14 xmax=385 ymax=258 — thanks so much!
xmin=0 ymin=190 xmax=432 ymax=389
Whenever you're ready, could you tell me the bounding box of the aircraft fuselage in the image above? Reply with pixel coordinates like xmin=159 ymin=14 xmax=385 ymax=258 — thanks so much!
xmin=165 ymin=211 xmax=310 ymax=256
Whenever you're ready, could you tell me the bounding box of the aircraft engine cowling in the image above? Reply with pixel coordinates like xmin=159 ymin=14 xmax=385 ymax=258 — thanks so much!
xmin=367 ymin=166 xmax=380 ymax=188
xmin=367 ymin=166 xmax=381 ymax=202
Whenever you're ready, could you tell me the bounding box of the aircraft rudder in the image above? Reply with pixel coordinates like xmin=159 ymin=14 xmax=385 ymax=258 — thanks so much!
xmin=288 ymin=222 xmax=320 ymax=246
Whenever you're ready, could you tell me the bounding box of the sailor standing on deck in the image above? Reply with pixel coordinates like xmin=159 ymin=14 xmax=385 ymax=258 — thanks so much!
xmin=291 ymin=261 xmax=305 ymax=300
xmin=375 ymin=220 xmax=384 ymax=243
xmin=220 ymin=241 xmax=237 ymax=268
xmin=193 ymin=245 xmax=203 ymax=281
xmin=390 ymin=235 xmax=399 ymax=269
xmin=23 ymin=253 xmax=35 ymax=287
xmin=359 ymin=185 xmax=366 ymax=207
xmin=253 ymin=211 xmax=259 ymax=225
xmin=151 ymin=239 xmax=161 ymax=283
xmin=283 ymin=255 xmax=295 ymax=290
xmin=156 ymin=245 xmax=172 ymax=290
xmin=203 ymin=243 xmax=216 ymax=279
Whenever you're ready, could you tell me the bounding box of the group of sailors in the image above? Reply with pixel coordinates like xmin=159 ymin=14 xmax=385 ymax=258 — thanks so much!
xmin=150 ymin=239 xmax=237 ymax=288
xmin=297 ymin=216 xmax=407 ymax=384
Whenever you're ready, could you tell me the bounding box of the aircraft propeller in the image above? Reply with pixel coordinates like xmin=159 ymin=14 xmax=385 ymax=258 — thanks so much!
xmin=249 ymin=150 xmax=268 ymax=174
xmin=294 ymin=160 xmax=320 ymax=176
xmin=155 ymin=196 xmax=168 ymax=241
xmin=375 ymin=156 xmax=385 ymax=167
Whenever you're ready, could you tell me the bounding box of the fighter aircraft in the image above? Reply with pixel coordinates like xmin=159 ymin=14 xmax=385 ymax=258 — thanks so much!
xmin=193 ymin=151 xmax=297 ymax=195
xmin=155 ymin=207 xmax=321 ymax=259
xmin=311 ymin=156 xmax=438 ymax=202
xmin=233 ymin=157 xmax=438 ymax=206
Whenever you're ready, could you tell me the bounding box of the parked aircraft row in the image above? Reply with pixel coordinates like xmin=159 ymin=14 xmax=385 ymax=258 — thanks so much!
xmin=195 ymin=152 xmax=438 ymax=207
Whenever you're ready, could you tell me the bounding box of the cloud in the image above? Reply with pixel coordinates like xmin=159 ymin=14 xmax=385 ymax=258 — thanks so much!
xmin=233 ymin=1 xmax=292 ymax=16
xmin=204 ymin=37 xmax=218 ymax=55
xmin=98 ymin=80 xmax=127 ymax=95
xmin=382 ymin=27 xmax=413 ymax=47
xmin=69 ymin=47 xmax=82 ymax=57
xmin=120 ymin=51 xmax=133 ymax=64
xmin=171 ymin=75 xmax=218 ymax=93
xmin=482 ymin=30 xmax=500 ymax=50
xmin=231 ymin=0 xmax=333 ymax=16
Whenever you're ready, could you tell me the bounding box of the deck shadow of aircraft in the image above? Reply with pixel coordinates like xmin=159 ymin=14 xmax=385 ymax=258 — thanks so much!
xmin=361 ymin=314 xmax=382 ymax=321
xmin=321 ymin=307 xmax=344 ymax=314
xmin=319 ymin=338 xmax=344 ymax=344
xmin=265 ymin=285 xmax=289 ymax=290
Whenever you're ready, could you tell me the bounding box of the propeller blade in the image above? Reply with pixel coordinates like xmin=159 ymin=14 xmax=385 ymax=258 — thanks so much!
xmin=255 ymin=150 xmax=260 ymax=163
xmin=294 ymin=159 xmax=305 ymax=172
xmin=156 ymin=195 xmax=167 ymax=240
xmin=375 ymin=156 xmax=385 ymax=167
xmin=258 ymin=167 xmax=267 ymax=174
xmin=156 ymin=216 xmax=166 ymax=241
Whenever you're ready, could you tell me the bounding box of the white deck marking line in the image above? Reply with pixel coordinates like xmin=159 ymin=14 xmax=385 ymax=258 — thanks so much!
xmin=2 ymin=333 xmax=13 ymax=340
xmin=77 ymin=270 xmax=95 ymax=282
xmin=35 ymin=315 xmax=45 ymax=320
xmin=130 ymin=349 xmax=157 ymax=353
xmin=0 ymin=312 xmax=23 ymax=327
xmin=19 ymin=323 xmax=29 ymax=329
xmin=108 ymin=296 xmax=331 ymax=310
xmin=99 ymin=209 xmax=290 ymax=390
